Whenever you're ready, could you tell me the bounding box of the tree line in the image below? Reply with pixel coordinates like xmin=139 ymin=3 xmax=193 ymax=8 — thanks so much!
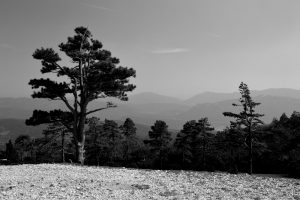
xmin=3 ymin=108 xmax=300 ymax=178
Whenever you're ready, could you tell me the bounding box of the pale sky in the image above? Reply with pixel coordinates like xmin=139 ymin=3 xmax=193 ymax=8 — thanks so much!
xmin=1 ymin=0 xmax=300 ymax=99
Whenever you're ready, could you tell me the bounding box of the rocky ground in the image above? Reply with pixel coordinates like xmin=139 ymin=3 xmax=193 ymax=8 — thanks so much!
xmin=0 ymin=164 xmax=299 ymax=199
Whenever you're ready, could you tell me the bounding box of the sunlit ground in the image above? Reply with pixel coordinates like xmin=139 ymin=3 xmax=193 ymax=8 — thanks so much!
xmin=0 ymin=164 xmax=299 ymax=200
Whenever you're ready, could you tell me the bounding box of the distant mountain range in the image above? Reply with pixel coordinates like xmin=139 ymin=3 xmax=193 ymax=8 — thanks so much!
xmin=1 ymin=88 xmax=300 ymax=149
xmin=184 ymin=88 xmax=300 ymax=105
xmin=91 ymin=88 xmax=300 ymax=129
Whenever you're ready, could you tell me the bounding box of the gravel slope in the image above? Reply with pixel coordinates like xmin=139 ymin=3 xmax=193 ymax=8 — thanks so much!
xmin=0 ymin=164 xmax=299 ymax=200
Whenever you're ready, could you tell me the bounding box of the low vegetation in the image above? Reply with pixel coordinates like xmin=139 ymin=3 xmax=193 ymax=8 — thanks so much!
xmin=2 ymin=109 xmax=300 ymax=178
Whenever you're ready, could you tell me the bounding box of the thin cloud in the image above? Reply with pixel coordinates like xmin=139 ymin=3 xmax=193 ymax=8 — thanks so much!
xmin=0 ymin=43 xmax=15 ymax=49
xmin=0 ymin=43 xmax=26 ymax=52
xmin=208 ymin=32 xmax=221 ymax=38
xmin=80 ymin=2 xmax=114 ymax=12
xmin=151 ymin=48 xmax=190 ymax=54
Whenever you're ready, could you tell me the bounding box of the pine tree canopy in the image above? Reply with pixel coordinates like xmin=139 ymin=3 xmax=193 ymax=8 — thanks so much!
xmin=120 ymin=118 xmax=137 ymax=137
xmin=223 ymin=82 xmax=264 ymax=130
xmin=26 ymin=26 xmax=136 ymax=128
xmin=145 ymin=120 xmax=171 ymax=150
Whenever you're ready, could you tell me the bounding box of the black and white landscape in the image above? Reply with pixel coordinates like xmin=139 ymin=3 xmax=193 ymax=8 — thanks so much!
xmin=1 ymin=0 xmax=300 ymax=199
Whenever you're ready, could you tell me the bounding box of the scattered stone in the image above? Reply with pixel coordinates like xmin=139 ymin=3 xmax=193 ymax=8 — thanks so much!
xmin=159 ymin=190 xmax=177 ymax=197
xmin=294 ymin=195 xmax=300 ymax=200
xmin=131 ymin=184 xmax=150 ymax=190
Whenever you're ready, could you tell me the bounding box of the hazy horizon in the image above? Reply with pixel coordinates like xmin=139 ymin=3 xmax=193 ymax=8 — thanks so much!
xmin=2 ymin=87 xmax=300 ymax=101
xmin=1 ymin=0 xmax=300 ymax=98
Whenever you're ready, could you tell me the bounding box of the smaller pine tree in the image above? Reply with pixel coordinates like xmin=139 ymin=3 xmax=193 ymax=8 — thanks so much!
xmin=196 ymin=118 xmax=214 ymax=170
xmin=14 ymin=135 xmax=32 ymax=163
xmin=174 ymin=118 xmax=214 ymax=170
xmin=144 ymin=120 xmax=172 ymax=169
xmin=174 ymin=120 xmax=198 ymax=168
xmin=120 ymin=118 xmax=138 ymax=165
xmin=42 ymin=122 xmax=72 ymax=163
xmin=102 ymin=119 xmax=123 ymax=165
xmin=85 ymin=117 xmax=104 ymax=165
xmin=121 ymin=118 xmax=137 ymax=137
xmin=6 ymin=140 xmax=18 ymax=163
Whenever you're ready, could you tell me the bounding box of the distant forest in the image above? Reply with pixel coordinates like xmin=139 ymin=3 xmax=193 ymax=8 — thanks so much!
xmin=1 ymin=26 xmax=300 ymax=179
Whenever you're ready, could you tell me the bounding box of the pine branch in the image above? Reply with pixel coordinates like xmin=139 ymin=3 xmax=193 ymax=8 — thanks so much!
xmin=26 ymin=110 xmax=73 ymax=126
xmin=60 ymin=96 xmax=75 ymax=113
xmin=85 ymin=103 xmax=117 ymax=116
xmin=223 ymin=112 xmax=241 ymax=119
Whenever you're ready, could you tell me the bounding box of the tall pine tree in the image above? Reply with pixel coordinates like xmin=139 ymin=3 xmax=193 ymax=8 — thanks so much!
xmin=223 ymin=82 xmax=264 ymax=174
xmin=26 ymin=27 xmax=136 ymax=164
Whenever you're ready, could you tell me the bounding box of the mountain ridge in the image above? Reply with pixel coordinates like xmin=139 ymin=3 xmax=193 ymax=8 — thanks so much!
xmin=1 ymin=88 xmax=300 ymax=131
xmin=184 ymin=88 xmax=300 ymax=105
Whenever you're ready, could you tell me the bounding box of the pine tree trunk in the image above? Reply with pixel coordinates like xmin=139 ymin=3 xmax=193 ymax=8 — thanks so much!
xmin=77 ymin=141 xmax=85 ymax=165
xmin=202 ymin=139 xmax=206 ymax=170
xmin=124 ymin=141 xmax=129 ymax=165
xmin=76 ymin=123 xmax=86 ymax=165
xmin=61 ymin=131 xmax=65 ymax=163
xmin=249 ymin=137 xmax=253 ymax=175
xmin=75 ymin=142 xmax=79 ymax=163
xmin=76 ymin=104 xmax=87 ymax=165
xmin=249 ymin=129 xmax=253 ymax=175
xmin=182 ymin=151 xmax=184 ymax=167
xmin=160 ymin=150 xmax=163 ymax=169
